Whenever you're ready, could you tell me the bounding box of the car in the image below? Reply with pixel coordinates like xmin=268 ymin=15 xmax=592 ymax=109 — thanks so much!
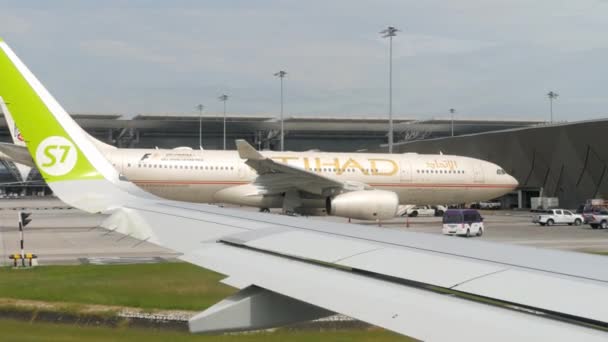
xmin=431 ymin=205 xmax=447 ymax=216
xmin=404 ymin=205 xmax=436 ymax=217
xmin=470 ymin=201 xmax=501 ymax=209
xmin=532 ymin=209 xmax=583 ymax=226
xmin=583 ymin=208 xmax=608 ymax=229
xmin=442 ymin=209 xmax=484 ymax=237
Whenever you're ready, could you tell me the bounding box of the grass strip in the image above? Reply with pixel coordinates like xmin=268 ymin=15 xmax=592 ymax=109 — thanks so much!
xmin=0 ymin=263 xmax=234 ymax=310
xmin=0 ymin=318 xmax=410 ymax=342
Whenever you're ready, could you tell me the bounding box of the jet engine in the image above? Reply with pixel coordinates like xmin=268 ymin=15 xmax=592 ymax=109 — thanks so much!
xmin=326 ymin=190 xmax=398 ymax=221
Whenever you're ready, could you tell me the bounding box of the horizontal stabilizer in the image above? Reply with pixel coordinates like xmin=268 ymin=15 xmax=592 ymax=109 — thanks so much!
xmin=189 ymin=285 xmax=333 ymax=333
xmin=0 ymin=142 xmax=35 ymax=167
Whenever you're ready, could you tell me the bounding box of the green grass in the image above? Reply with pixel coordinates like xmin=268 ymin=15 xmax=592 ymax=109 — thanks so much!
xmin=0 ymin=263 xmax=235 ymax=310
xmin=0 ymin=318 xmax=409 ymax=342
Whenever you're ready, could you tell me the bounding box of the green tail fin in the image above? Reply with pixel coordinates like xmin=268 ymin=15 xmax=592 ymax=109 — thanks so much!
xmin=0 ymin=39 xmax=117 ymax=183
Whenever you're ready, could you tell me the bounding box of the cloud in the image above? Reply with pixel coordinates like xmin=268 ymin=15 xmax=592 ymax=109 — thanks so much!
xmin=0 ymin=13 xmax=32 ymax=34
xmin=391 ymin=34 xmax=498 ymax=57
xmin=0 ymin=0 xmax=606 ymax=121
xmin=79 ymin=39 xmax=177 ymax=64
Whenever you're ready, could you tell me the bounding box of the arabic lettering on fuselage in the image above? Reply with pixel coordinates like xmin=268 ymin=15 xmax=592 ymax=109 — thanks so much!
xmin=156 ymin=152 xmax=205 ymax=162
xmin=425 ymin=159 xmax=458 ymax=170
xmin=270 ymin=156 xmax=398 ymax=176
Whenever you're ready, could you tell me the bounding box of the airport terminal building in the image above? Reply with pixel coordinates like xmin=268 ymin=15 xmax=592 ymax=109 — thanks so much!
xmin=1 ymin=111 xmax=603 ymax=209
xmin=392 ymin=119 xmax=608 ymax=209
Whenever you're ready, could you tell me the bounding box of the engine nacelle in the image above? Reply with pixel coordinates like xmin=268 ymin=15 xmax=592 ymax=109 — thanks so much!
xmin=326 ymin=190 xmax=398 ymax=221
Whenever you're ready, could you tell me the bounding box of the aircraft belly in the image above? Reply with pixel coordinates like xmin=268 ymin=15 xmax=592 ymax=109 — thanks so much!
xmin=134 ymin=183 xmax=221 ymax=203
xmin=385 ymin=185 xmax=503 ymax=205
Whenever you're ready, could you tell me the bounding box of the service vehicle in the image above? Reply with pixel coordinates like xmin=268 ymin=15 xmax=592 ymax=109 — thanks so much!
xmin=405 ymin=205 xmax=436 ymax=217
xmin=532 ymin=209 xmax=583 ymax=226
xmin=442 ymin=209 xmax=484 ymax=237
xmin=431 ymin=205 xmax=447 ymax=216
xmin=470 ymin=201 xmax=501 ymax=209
xmin=583 ymin=208 xmax=608 ymax=229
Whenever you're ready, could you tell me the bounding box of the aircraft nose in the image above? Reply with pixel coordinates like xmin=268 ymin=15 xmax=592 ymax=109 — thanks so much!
xmin=508 ymin=174 xmax=519 ymax=189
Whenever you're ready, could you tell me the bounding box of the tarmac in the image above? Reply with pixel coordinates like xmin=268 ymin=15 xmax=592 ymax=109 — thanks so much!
xmin=1 ymin=198 xmax=607 ymax=266
xmin=0 ymin=198 xmax=178 ymax=266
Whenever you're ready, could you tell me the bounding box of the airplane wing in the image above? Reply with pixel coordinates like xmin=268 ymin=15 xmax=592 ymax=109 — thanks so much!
xmin=0 ymin=142 xmax=35 ymax=167
xmin=2 ymin=37 xmax=608 ymax=341
xmin=236 ymin=139 xmax=370 ymax=195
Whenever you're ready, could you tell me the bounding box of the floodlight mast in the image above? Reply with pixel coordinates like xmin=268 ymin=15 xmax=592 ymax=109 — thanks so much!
xmin=380 ymin=26 xmax=399 ymax=153
xmin=274 ymin=70 xmax=287 ymax=151
xmin=547 ymin=91 xmax=559 ymax=123
xmin=449 ymin=108 xmax=456 ymax=137
xmin=218 ymin=94 xmax=229 ymax=150
xmin=196 ymin=104 xmax=204 ymax=149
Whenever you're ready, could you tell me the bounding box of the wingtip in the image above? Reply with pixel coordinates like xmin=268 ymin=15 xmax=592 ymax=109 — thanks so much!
xmin=235 ymin=139 xmax=263 ymax=160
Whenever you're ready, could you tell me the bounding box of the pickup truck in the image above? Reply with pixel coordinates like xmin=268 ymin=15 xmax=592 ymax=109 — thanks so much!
xmin=404 ymin=205 xmax=447 ymax=217
xmin=532 ymin=209 xmax=584 ymax=226
xmin=583 ymin=209 xmax=608 ymax=229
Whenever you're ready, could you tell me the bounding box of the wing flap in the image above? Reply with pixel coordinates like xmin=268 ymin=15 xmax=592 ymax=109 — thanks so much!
xmin=215 ymin=225 xmax=608 ymax=324
xmin=337 ymin=247 xmax=507 ymax=288
xmin=183 ymin=243 xmax=608 ymax=342
xmin=453 ymin=269 xmax=608 ymax=324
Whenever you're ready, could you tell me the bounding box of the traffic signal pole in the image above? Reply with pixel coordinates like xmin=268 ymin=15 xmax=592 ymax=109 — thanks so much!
xmin=18 ymin=211 xmax=32 ymax=267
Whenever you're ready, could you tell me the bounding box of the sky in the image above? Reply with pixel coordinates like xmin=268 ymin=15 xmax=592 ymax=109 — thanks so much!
xmin=0 ymin=0 xmax=607 ymax=121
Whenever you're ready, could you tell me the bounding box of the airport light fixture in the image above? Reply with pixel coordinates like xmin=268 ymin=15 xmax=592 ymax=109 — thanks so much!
xmin=547 ymin=91 xmax=559 ymax=123
xmin=196 ymin=104 xmax=204 ymax=149
xmin=380 ymin=26 xmax=399 ymax=153
xmin=274 ymin=70 xmax=287 ymax=151
xmin=449 ymin=108 xmax=456 ymax=137
xmin=218 ymin=94 xmax=229 ymax=150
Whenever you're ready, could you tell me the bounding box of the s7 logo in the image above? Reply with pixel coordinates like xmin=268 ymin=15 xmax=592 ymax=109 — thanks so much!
xmin=42 ymin=145 xmax=71 ymax=167
xmin=35 ymin=136 xmax=78 ymax=177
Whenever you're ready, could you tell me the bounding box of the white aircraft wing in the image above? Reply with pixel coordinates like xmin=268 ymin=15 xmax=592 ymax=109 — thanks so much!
xmin=0 ymin=142 xmax=35 ymax=167
xmin=98 ymin=196 xmax=608 ymax=341
xmin=2 ymin=37 xmax=608 ymax=341
xmin=236 ymin=139 xmax=370 ymax=194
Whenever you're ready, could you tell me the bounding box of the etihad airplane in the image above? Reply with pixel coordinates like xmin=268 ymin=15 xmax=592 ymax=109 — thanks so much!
xmin=1 ymin=38 xmax=607 ymax=341
xmin=0 ymin=102 xmax=518 ymax=221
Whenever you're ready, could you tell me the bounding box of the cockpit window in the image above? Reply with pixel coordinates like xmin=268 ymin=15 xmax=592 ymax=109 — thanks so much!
xmin=497 ymin=169 xmax=506 ymax=175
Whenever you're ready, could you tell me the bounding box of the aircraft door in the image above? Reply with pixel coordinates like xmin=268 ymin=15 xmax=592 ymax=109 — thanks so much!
xmin=472 ymin=162 xmax=484 ymax=183
xmin=400 ymin=159 xmax=412 ymax=182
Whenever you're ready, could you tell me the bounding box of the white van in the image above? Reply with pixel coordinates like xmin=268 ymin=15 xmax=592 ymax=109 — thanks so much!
xmin=442 ymin=209 xmax=484 ymax=237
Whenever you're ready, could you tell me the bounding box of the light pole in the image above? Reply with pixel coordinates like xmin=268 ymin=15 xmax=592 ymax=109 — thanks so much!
xmin=218 ymin=94 xmax=229 ymax=150
xmin=380 ymin=26 xmax=399 ymax=153
xmin=547 ymin=91 xmax=558 ymax=123
xmin=274 ymin=70 xmax=287 ymax=151
xmin=449 ymin=108 xmax=456 ymax=137
xmin=196 ymin=104 xmax=204 ymax=149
